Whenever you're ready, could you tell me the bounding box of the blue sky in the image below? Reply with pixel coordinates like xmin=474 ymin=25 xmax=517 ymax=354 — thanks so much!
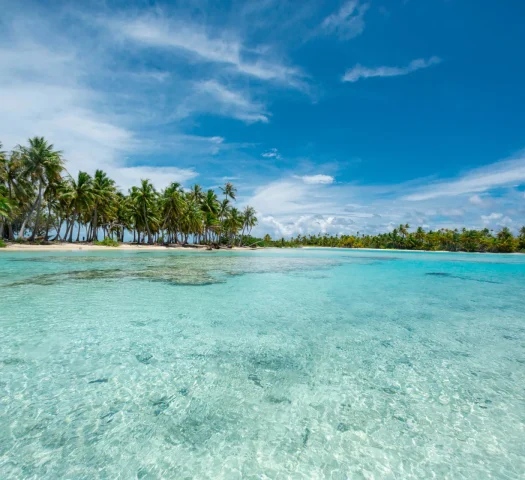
xmin=1 ymin=0 xmax=524 ymax=237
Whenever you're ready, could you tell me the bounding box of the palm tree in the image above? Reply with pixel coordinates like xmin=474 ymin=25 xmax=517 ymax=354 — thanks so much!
xmin=161 ymin=182 xmax=185 ymax=243
xmin=200 ymin=189 xmax=219 ymax=243
xmin=64 ymin=171 xmax=95 ymax=242
xmin=180 ymin=200 xmax=203 ymax=244
xmin=0 ymin=185 xmax=14 ymax=239
xmin=17 ymin=137 xmax=64 ymax=240
xmin=1 ymin=147 xmax=31 ymax=239
xmin=239 ymin=205 xmax=257 ymax=245
xmin=220 ymin=182 xmax=237 ymax=202
xmin=131 ymin=179 xmax=157 ymax=244
xmin=189 ymin=184 xmax=203 ymax=203
xmin=224 ymin=207 xmax=242 ymax=246
xmin=90 ymin=169 xmax=116 ymax=241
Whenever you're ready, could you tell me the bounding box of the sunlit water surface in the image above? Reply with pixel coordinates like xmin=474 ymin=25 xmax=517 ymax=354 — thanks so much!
xmin=1 ymin=248 xmax=525 ymax=479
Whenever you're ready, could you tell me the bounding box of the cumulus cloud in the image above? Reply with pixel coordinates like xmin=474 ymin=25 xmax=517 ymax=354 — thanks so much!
xmin=342 ymin=57 xmax=441 ymax=83
xmin=247 ymin=156 xmax=525 ymax=238
xmin=469 ymin=194 xmax=484 ymax=205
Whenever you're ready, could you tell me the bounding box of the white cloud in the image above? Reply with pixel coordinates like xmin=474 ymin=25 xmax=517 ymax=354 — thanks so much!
xmin=481 ymin=212 xmax=503 ymax=223
xmin=404 ymin=155 xmax=525 ymax=201
xmin=0 ymin=10 xmax=246 ymax=191
xmin=247 ymin=155 xmax=525 ymax=238
xmin=295 ymin=174 xmax=335 ymax=184
xmin=481 ymin=212 xmax=513 ymax=229
xmin=342 ymin=57 xmax=441 ymax=82
xmin=469 ymin=194 xmax=484 ymax=205
xmin=321 ymin=1 xmax=369 ymax=40
xmin=106 ymin=166 xmax=197 ymax=191
xmin=106 ymin=13 xmax=306 ymax=89
xmin=197 ymin=80 xmax=269 ymax=123
xmin=261 ymin=148 xmax=281 ymax=159
xmin=116 ymin=16 xmax=241 ymax=65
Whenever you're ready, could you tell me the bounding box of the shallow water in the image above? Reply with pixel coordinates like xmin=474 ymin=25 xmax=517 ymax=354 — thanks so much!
xmin=1 ymin=248 xmax=525 ymax=479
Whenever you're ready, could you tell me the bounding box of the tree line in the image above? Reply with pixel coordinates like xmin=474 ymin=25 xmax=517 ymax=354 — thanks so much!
xmin=261 ymin=223 xmax=525 ymax=253
xmin=0 ymin=137 xmax=257 ymax=246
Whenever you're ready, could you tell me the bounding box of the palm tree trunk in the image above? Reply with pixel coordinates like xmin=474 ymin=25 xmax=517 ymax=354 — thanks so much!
xmin=44 ymin=203 xmax=53 ymax=240
xmin=18 ymin=198 xmax=38 ymax=238
xmin=143 ymin=204 xmax=152 ymax=244
xmin=92 ymin=209 xmax=98 ymax=241
xmin=29 ymin=181 xmax=44 ymax=241
xmin=68 ymin=212 xmax=76 ymax=242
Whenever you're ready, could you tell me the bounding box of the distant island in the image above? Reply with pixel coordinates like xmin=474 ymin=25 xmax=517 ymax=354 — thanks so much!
xmin=1 ymin=137 xmax=524 ymax=253
xmin=260 ymin=226 xmax=525 ymax=253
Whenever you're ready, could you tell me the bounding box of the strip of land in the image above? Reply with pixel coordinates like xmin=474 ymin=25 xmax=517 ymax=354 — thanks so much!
xmin=0 ymin=242 xmax=256 ymax=252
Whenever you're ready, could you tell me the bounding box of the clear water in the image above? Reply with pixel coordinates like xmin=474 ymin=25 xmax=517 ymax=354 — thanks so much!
xmin=1 ymin=248 xmax=525 ymax=479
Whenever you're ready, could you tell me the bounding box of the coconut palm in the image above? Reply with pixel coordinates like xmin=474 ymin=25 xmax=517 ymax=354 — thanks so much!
xmin=200 ymin=189 xmax=219 ymax=243
xmin=90 ymin=169 xmax=116 ymax=241
xmin=220 ymin=182 xmax=236 ymax=202
xmin=161 ymin=182 xmax=185 ymax=243
xmin=239 ymin=205 xmax=257 ymax=245
xmin=223 ymin=207 xmax=242 ymax=246
xmin=64 ymin=171 xmax=95 ymax=242
xmin=131 ymin=179 xmax=157 ymax=244
xmin=180 ymin=200 xmax=203 ymax=244
xmin=0 ymin=185 xmax=14 ymax=238
xmin=16 ymin=137 xmax=64 ymax=240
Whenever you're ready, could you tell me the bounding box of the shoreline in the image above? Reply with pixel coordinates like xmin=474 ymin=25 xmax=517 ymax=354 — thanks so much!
xmin=1 ymin=242 xmax=522 ymax=254
xmin=0 ymin=242 xmax=256 ymax=252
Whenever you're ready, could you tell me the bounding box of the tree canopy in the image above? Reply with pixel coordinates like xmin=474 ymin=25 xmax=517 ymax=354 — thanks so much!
xmin=0 ymin=137 xmax=257 ymax=246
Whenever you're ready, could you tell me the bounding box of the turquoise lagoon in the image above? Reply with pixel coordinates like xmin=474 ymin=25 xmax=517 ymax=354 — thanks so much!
xmin=1 ymin=248 xmax=524 ymax=479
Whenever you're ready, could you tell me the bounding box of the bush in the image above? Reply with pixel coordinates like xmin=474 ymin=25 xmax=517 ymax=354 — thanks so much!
xmin=94 ymin=237 xmax=120 ymax=247
xmin=0 ymin=239 xmax=6 ymax=248
xmin=15 ymin=237 xmax=25 ymax=244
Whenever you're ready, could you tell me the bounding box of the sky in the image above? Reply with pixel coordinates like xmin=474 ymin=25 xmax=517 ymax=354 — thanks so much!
xmin=1 ymin=0 xmax=524 ymax=237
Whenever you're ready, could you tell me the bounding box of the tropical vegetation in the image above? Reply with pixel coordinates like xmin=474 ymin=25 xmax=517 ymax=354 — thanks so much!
xmin=0 ymin=137 xmax=257 ymax=246
xmin=2 ymin=137 xmax=524 ymax=254
xmin=259 ymin=225 xmax=525 ymax=253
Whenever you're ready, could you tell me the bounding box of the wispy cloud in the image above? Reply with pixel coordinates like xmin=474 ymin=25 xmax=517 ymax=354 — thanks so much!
xmin=104 ymin=13 xmax=306 ymax=90
xmin=262 ymin=148 xmax=281 ymax=159
xmin=295 ymin=174 xmax=335 ymax=184
xmin=321 ymin=1 xmax=369 ymax=40
xmin=197 ymin=80 xmax=269 ymax=123
xmin=342 ymin=56 xmax=441 ymax=82
xmin=403 ymin=155 xmax=525 ymax=201
xmin=0 ymin=10 xmax=241 ymax=190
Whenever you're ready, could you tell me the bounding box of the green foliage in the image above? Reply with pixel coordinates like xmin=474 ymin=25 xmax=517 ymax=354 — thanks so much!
xmin=94 ymin=237 xmax=120 ymax=247
xmin=266 ymin=225 xmax=524 ymax=253
xmin=14 ymin=237 xmax=25 ymax=244
xmin=0 ymin=137 xmax=258 ymax=246
xmin=0 ymin=239 xmax=6 ymax=248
